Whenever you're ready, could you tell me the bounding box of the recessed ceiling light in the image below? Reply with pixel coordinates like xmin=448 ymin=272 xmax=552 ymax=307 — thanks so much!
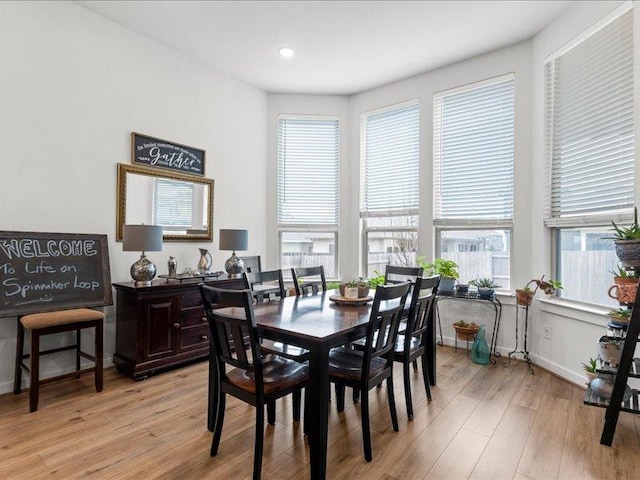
xmin=279 ymin=47 xmax=294 ymax=58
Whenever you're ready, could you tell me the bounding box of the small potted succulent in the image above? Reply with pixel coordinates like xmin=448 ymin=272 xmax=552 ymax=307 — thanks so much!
xmin=470 ymin=278 xmax=500 ymax=299
xmin=607 ymin=307 xmax=631 ymax=326
xmin=608 ymin=266 xmax=639 ymax=304
xmin=609 ymin=207 xmax=640 ymax=268
xmin=581 ymin=357 xmax=598 ymax=384
xmin=598 ymin=335 xmax=623 ymax=368
xmin=339 ymin=278 xmax=370 ymax=298
xmin=452 ymin=320 xmax=479 ymax=340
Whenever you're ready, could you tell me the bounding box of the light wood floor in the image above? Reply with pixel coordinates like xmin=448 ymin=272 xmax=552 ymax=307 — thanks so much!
xmin=1 ymin=346 xmax=640 ymax=479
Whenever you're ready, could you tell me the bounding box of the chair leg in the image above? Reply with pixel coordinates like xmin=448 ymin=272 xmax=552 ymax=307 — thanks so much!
xmin=352 ymin=387 xmax=360 ymax=404
xmin=361 ymin=389 xmax=372 ymax=462
xmin=210 ymin=392 xmax=226 ymax=456
xmin=403 ymin=360 xmax=414 ymax=421
xmin=254 ymin=402 xmax=265 ymax=480
xmin=14 ymin=321 xmax=25 ymax=395
xmin=421 ymin=354 xmax=432 ymax=401
xmin=95 ymin=322 xmax=103 ymax=392
xmin=75 ymin=328 xmax=81 ymax=378
xmin=29 ymin=331 xmax=40 ymax=413
xmin=267 ymin=400 xmax=276 ymax=425
xmin=412 ymin=359 xmax=418 ymax=372
xmin=292 ymin=390 xmax=301 ymax=422
xmin=335 ymin=384 xmax=345 ymax=413
xmin=387 ymin=375 xmax=399 ymax=432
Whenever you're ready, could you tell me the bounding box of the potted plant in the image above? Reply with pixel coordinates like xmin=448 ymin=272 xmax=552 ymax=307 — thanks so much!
xmin=417 ymin=257 xmax=459 ymax=293
xmin=339 ymin=278 xmax=370 ymax=298
xmin=598 ymin=335 xmax=623 ymax=368
xmin=367 ymin=270 xmax=386 ymax=289
xmin=609 ymin=207 xmax=640 ymax=268
xmin=608 ymin=266 xmax=639 ymax=304
xmin=470 ymin=278 xmax=500 ymax=299
xmin=582 ymin=357 xmax=598 ymax=384
xmin=452 ymin=320 xmax=479 ymax=340
xmin=607 ymin=307 xmax=631 ymax=326
xmin=516 ymin=275 xmax=562 ymax=305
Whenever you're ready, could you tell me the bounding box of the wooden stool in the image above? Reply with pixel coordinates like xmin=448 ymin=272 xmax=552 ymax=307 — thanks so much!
xmin=13 ymin=308 xmax=104 ymax=412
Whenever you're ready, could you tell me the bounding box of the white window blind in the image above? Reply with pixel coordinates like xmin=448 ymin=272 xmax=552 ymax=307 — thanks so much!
xmin=278 ymin=117 xmax=339 ymax=225
xmin=433 ymin=75 xmax=514 ymax=224
xmin=360 ymin=102 xmax=420 ymax=216
xmin=545 ymin=8 xmax=634 ymax=227
xmin=154 ymin=179 xmax=194 ymax=227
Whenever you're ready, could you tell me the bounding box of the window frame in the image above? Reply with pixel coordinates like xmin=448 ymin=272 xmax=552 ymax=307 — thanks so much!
xmin=276 ymin=114 xmax=340 ymax=278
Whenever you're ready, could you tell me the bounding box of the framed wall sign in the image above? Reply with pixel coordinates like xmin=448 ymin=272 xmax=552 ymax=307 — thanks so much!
xmin=131 ymin=132 xmax=205 ymax=176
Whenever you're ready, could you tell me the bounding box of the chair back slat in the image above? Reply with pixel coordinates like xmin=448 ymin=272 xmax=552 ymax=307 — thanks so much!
xmin=199 ymin=285 xmax=264 ymax=388
xmin=405 ymin=276 xmax=440 ymax=350
xmin=244 ymin=269 xmax=286 ymax=302
xmin=362 ymin=282 xmax=411 ymax=376
xmin=291 ymin=266 xmax=327 ymax=296
xmin=384 ymin=265 xmax=424 ymax=285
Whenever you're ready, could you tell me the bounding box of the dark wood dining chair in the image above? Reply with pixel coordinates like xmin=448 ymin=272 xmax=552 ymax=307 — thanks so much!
xmin=243 ymin=269 xmax=286 ymax=303
xmin=384 ymin=264 xmax=424 ymax=284
xmin=243 ymin=269 xmax=310 ymax=364
xmin=329 ymin=281 xmax=411 ymax=462
xmin=199 ymin=286 xmax=309 ymax=480
xmin=291 ymin=265 xmax=327 ymax=296
xmin=394 ymin=275 xmax=440 ymax=419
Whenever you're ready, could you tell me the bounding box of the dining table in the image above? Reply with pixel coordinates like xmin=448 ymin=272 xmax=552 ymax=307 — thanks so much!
xmin=207 ymin=290 xmax=437 ymax=480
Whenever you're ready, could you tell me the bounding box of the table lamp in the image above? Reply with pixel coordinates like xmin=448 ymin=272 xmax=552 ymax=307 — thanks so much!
xmin=123 ymin=224 xmax=163 ymax=286
xmin=219 ymin=229 xmax=248 ymax=277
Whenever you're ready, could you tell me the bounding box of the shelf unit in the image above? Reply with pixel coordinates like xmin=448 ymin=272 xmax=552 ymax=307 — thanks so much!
xmin=583 ymin=281 xmax=640 ymax=445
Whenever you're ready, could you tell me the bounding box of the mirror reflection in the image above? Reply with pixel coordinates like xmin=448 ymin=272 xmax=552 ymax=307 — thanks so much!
xmin=117 ymin=163 xmax=214 ymax=242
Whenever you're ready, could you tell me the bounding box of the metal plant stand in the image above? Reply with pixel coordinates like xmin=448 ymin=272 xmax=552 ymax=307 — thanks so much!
xmin=505 ymin=303 xmax=533 ymax=373
xmin=435 ymin=291 xmax=502 ymax=364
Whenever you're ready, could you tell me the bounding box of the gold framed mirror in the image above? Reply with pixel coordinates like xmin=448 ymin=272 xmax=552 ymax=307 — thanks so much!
xmin=116 ymin=163 xmax=214 ymax=242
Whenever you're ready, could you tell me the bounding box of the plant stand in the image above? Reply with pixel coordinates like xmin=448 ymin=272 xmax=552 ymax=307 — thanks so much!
xmin=504 ymin=303 xmax=533 ymax=373
xmin=436 ymin=291 xmax=502 ymax=364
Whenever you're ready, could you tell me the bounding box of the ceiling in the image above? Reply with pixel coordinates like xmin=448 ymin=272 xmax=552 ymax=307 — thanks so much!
xmin=75 ymin=0 xmax=574 ymax=95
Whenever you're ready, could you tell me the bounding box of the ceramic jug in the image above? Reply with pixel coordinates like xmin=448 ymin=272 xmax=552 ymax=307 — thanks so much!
xmin=197 ymin=248 xmax=212 ymax=273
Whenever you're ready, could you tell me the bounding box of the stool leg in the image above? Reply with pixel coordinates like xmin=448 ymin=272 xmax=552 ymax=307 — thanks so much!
xmin=95 ymin=322 xmax=103 ymax=392
xmin=76 ymin=328 xmax=81 ymax=378
xmin=29 ymin=331 xmax=40 ymax=413
xmin=14 ymin=321 xmax=25 ymax=394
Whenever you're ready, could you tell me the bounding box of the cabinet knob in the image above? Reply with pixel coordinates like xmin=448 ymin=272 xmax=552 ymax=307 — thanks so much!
xmin=201 ymin=335 xmax=208 ymax=341
xmin=172 ymin=323 xmax=180 ymax=329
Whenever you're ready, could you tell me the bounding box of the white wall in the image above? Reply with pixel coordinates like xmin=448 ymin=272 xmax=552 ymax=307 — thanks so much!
xmin=0 ymin=1 xmax=267 ymax=394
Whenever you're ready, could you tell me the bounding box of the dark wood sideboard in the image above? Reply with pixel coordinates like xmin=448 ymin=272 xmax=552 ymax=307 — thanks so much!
xmin=112 ymin=276 xmax=244 ymax=380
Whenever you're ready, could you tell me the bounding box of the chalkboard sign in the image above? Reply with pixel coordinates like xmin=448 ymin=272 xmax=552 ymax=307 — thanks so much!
xmin=132 ymin=132 xmax=205 ymax=175
xmin=0 ymin=231 xmax=112 ymax=317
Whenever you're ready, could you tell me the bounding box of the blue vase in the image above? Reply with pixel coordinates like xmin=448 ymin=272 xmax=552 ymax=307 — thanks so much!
xmin=471 ymin=324 xmax=490 ymax=365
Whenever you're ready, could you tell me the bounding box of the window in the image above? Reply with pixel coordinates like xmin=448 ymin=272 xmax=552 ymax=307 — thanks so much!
xmin=278 ymin=116 xmax=339 ymax=277
xmin=433 ymin=75 xmax=514 ymax=288
xmin=360 ymin=101 xmax=420 ymax=277
xmin=545 ymin=7 xmax=634 ymax=306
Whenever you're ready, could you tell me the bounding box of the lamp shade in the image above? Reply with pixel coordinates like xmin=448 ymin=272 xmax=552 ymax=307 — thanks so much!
xmin=219 ymin=229 xmax=248 ymax=251
xmin=122 ymin=225 xmax=163 ymax=252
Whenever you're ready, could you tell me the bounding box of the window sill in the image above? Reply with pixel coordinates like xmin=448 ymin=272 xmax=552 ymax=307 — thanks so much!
xmin=538 ymin=297 xmax=609 ymax=326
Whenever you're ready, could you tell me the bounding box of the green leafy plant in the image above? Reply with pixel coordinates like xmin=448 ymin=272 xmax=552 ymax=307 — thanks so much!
xmin=345 ymin=277 xmax=368 ymax=288
xmin=416 ymin=257 xmax=459 ymax=279
xmin=367 ymin=270 xmax=385 ymax=288
xmin=609 ymin=207 xmax=640 ymax=240
xmin=581 ymin=357 xmax=597 ymax=373
xmin=470 ymin=278 xmax=501 ymax=289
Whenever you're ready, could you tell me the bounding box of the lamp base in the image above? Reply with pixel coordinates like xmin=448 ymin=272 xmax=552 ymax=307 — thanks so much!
xmin=224 ymin=251 xmax=245 ymax=277
xmin=130 ymin=253 xmax=157 ymax=286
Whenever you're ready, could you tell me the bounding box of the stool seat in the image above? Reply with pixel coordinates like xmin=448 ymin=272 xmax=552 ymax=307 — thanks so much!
xmin=21 ymin=308 xmax=104 ymax=329
xmin=14 ymin=308 xmax=104 ymax=412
